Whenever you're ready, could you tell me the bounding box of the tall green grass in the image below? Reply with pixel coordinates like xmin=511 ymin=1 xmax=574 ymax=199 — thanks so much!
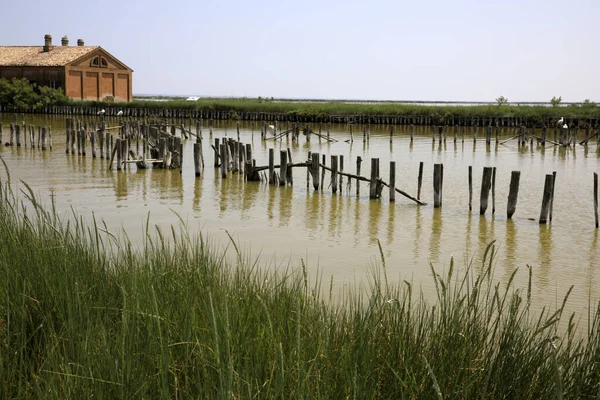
xmin=76 ymin=97 xmax=600 ymax=121
xmin=0 ymin=160 xmax=599 ymax=398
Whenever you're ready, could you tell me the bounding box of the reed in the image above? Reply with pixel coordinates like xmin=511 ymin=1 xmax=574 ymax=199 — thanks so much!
xmin=0 ymin=161 xmax=598 ymax=399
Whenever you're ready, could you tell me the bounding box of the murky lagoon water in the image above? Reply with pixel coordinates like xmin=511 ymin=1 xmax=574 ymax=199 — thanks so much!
xmin=1 ymin=114 xmax=598 ymax=320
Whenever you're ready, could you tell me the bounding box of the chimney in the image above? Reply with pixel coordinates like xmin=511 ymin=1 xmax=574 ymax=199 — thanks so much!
xmin=43 ymin=34 xmax=53 ymax=52
xmin=61 ymin=35 xmax=69 ymax=46
xmin=77 ymin=39 xmax=85 ymax=47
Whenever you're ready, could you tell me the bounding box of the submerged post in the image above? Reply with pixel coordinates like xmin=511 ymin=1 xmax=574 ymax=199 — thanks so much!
xmin=491 ymin=167 xmax=497 ymax=214
xmin=468 ymin=165 xmax=473 ymax=211
xmin=507 ymin=171 xmax=521 ymax=219
xmin=390 ymin=161 xmax=396 ymax=202
xmin=311 ymin=152 xmax=320 ymax=191
xmin=433 ymin=163 xmax=443 ymax=208
xmin=193 ymin=143 xmax=202 ymax=177
xmin=369 ymin=158 xmax=379 ymax=199
xmin=268 ymin=148 xmax=275 ymax=184
xmin=539 ymin=174 xmax=555 ymax=224
xmin=417 ymin=161 xmax=424 ymax=200
xmin=594 ymin=172 xmax=599 ymax=228
xmin=356 ymin=156 xmax=362 ymax=196
xmin=280 ymin=150 xmax=287 ymax=186
xmin=549 ymin=171 xmax=557 ymax=222
xmin=331 ymin=155 xmax=338 ymax=193
xmin=479 ymin=167 xmax=493 ymax=215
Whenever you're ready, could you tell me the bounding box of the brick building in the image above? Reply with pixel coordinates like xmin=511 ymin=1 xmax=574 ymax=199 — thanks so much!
xmin=0 ymin=34 xmax=133 ymax=102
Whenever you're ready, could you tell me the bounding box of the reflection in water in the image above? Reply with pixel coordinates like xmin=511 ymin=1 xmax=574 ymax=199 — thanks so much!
xmin=429 ymin=208 xmax=442 ymax=265
xmin=537 ymin=224 xmax=553 ymax=288
xmin=193 ymin=174 xmax=203 ymax=212
xmin=505 ymin=220 xmax=517 ymax=267
xmin=279 ymin=186 xmax=292 ymax=227
xmin=367 ymin=200 xmax=382 ymax=244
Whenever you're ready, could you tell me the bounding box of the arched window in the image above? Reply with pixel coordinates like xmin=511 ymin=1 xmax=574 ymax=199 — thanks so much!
xmin=101 ymin=57 xmax=108 ymax=68
xmin=90 ymin=56 xmax=99 ymax=67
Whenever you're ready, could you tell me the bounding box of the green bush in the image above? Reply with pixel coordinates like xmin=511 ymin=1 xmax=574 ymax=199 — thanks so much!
xmin=0 ymin=78 xmax=69 ymax=110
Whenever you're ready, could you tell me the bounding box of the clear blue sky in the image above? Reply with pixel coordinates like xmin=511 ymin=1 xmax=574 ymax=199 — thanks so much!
xmin=1 ymin=0 xmax=598 ymax=102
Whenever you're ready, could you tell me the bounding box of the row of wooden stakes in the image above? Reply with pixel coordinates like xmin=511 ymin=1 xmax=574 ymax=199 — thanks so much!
xmin=0 ymin=122 xmax=52 ymax=149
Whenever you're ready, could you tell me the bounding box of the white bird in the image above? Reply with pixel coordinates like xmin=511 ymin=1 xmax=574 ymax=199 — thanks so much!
xmin=267 ymin=124 xmax=276 ymax=135
xmin=557 ymin=117 xmax=564 ymax=125
xmin=116 ymin=110 xmax=123 ymax=116
xmin=562 ymin=123 xmax=568 ymax=129
xmin=97 ymin=109 xmax=105 ymax=115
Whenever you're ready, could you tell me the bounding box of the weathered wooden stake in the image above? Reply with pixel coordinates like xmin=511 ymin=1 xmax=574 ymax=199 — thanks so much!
xmin=339 ymin=155 xmax=344 ymax=190
xmin=390 ymin=161 xmax=396 ymax=202
xmin=220 ymin=143 xmax=227 ymax=178
xmin=410 ymin=124 xmax=414 ymax=142
xmin=539 ymin=174 xmax=554 ymax=224
xmin=417 ymin=161 xmax=424 ymax=200
xmin=507 ymin=171 xmax=521 ymax=219
xmin=116 ymin=138 xmax=122 ymax=171
xmin=433 ymin=163 xmax=443 ymax=208
xmin=193 ymin=143 xmax=201 ymax=176
xmin=356 ymin=156 xmax=362 ymax=196
xmin=369 ymin=158 xmax=379 ymax=199
xmin=331 ymin=155 xmax=338 ymax=193
xmin=311 ymin=152 xmax=320 ymax=190
xmin=41 ymin=127 xmax=47 ymax=150
xmin=280 ymin=150 xmax=288 ymax=186
xmin=321 ymin=154 xmax=326 ymax=190
xmin=9 ymin=123 xmax=14 ymax=145
xmin=594 ymin=172 xmax=599 ymax=228
xmin=549 ymin=171 xmax=557 ymax=222
xmin=479 ymin=167 xmax=493 ymax=215
xmin=268 ymin=148 xmax=275 ymax=184
xmin=214 ymin=138 xmax=220 ymax=167
xmin=468 ymin=165 xmax=473 ymax=211
xmin=491 ymin=167 xmax=497 ymax=214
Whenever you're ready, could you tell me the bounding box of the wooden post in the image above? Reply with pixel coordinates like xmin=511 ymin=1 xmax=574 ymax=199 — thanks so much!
xmin=9 ymin=123 xmax=14 ymax=146
xmin=486 ymin=126 xmax=492 ymax=145
xmin=468 ymin=165 xmax=473 ymax=211
xmin=193 ymin=143 xmax=201 ymax=176
xmin=389 ymin=126 xmax=394 ymax=143
xmin=99 ymin=121 xmax=105 ymax=158
xmin=0 ymin=122 xmax=3 ymax=144
xmin=41 ymin=127 xmax=47 ymax=150
xmin=433 ymin=163 xmax=443 ymax=208
xmin=90 ymin=123 xmax=96 ymax=157
xmin=507 ymin=171 xmax=521 ymax=219
xmin=594 ymin=172 xmax=599 ymax=228
xmin=549 ymin=171 xmax=557 ymax=222
xmin=311 ymin=152 xmax=320 ymax=190
xmin=268 ymin=148 xmax=275 ymax=184
xmin=410 ymin=124 xmax=414 ymax=142
xmin=356 ymin=156 xmax=362 ymax=196
xmin=116 ymin=138 xmax=122 ymax=171
xmin=214 ymin=138 xmax=220 ymax=167
xmin=220 ymin=143 xmax=227 ymax=178
xmin=339 ymin=155 xmax=344 ymax=190
xmin=369 ymin=158 xmax=379 ymax=199
xmin=287 ymin=148 xmax=293 ymax=185
xmin=15 ymin=124 xmax=21 ymax=146
xmin=280 ymin=150 xmax=287 ymax=186
xmin=539 ymin=174 xmax=554 ymax=224
xmin=331 ymin=155 xmax=338 ymax=193
xmin=307 ymin=151 xmax=312 ymax=188
xmin=479 ymin=167 xmax=493 ymax=215
xmin=390 ymin=161 xmax=396 ymax=202
xmin=321 ymin=154 xmax=326 ymax=190
xmin=65 ymin=120 xmax=70 ymax=153
xmin=82 ymin=128 xmax=87 ymax=156
xmin=417 ymin=161 xmax=424 ymax=200
xmin=491 ymin=167 xmax=497 ymax=214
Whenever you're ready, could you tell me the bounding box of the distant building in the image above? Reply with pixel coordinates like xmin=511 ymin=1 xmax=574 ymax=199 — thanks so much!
xmin=0 ymin=34 xmax=133 ymax=102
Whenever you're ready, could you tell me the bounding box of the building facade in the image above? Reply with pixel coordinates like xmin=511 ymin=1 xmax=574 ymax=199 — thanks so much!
xmin=0 ymin=34 xmax=133 ymax=102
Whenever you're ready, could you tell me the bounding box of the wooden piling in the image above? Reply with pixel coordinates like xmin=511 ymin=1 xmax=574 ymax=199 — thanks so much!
xmin=594 ymin=172 xmax=599 ymax=228
xmin=331 ymin=155 xmax=338 ymax=193
xmin=220 ymin=143 xmax=227 ymax=178
xmin=116 ymin=138 xmax=122 ymax=171
xmin=280 ymin=150 xmax=288 ymax=186
xmin=433 ymin=163 xmax=443 ymax=208
xmin=417 ymin=161 xmax=424 ymax=200
xmin=356 ymin=156 xmax=362 ymax=196
xmin=41 ymin=127 xmax=47 ymax=150
xmin=390 ymin=161 xmax=396 ymax=202
xmin=0 ymin=122 xmax=3 ymax=144
xmin=9 ymin=123 xmax=14 ymax=145
xmin=287 ymin=148 xmax=293 ymax=185
xmin=507 ymin=171 xmax=521 ymax=219
xmin=311 ymin=152 xmax=320 ymax=190
xmin=339 ymin=155 xmax=344 ymax=190
xmin=321 ymin=154 xmax=326 ymax=190
xmin=389 ymin=126 xmax=394 ymax=143
xmin=479 ymin=167 xmax=493 ymax=215
xmin=539 ymin=174 xmax=554 ymax=224
xmin=90 ymin=124 xmax=96 ymax=157
xmin=214 ymin=138 xmax=220 ymax=167
xmin=369 ymin=158 xmax=380 ymax=199
xmin=410 ymin=124 xmax=414 ymax=142
xmin=491 ymin=167 xmax=497 ymax=214
xmin=549 ymin=171 xmax=557 ymax=222
xmin=193 ymin=143 xmax=201 ymax=176
xmin=268 ymin=148 xmax=275 ymax=184
xmin=468 ymin=165 xmax=473 ymax=211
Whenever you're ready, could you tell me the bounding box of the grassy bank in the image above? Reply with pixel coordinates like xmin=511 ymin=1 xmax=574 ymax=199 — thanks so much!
xmin=77 ymin=97 xmax=600 ymax=121
xmin=1 ymin=164 xmax=599 ymax=398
